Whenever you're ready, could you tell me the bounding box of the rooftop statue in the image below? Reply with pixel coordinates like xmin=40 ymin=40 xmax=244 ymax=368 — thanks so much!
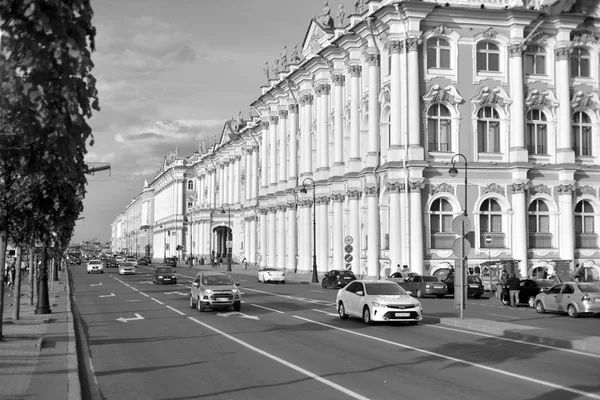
xmin=336 ymin=4 xmax=345 ymax=27
xmin=263 ymin=61 xmax=270 ymax=83
xmin=290 ymin=45 xmax=302 ymax=65
xmin=318 ymin=1 xmax=334 ymax=29
xmin=354 ymin=0 xmax=364 ymax=14
xmin=280 ymin=46 xmax=289 ymax=71
xmin=271 ymin=59 xmax=280 ymax=77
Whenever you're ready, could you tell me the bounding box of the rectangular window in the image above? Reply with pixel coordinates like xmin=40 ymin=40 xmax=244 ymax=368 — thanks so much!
xmin=442 ymin=215 xmax=453 ymax=232
xmin=477 ymin=52 xmax=487 ymax=71
xmin=431 ymin=216 xmax=440 ymax=233
xmin=584 ymin=216 xmax=594 ymax=233
xmin=524 ymin=54 xmax=534 ymax=74
xmin=539 ymin=215 xmax=550 ymax=233
xmin=428 ymin=118 xmax=438 ymax=150
xmin=440 ymin=48 xmax=450 ymax=68
xmin=427 ymin=47 xmax=437 ymax=69
xmin=535 ymin=55 xmax=546 ymax=74
xmin=528 ymin=215 xmax=537 ymax=232
xmin=489 ymin=53 xmax=500 ymax=71
xmin=580 ymin=58 xmax=590 ymax=77
xmin=491 ymin=215 xmax=502 ymax=231
xmin=440 ymin=120 xmax=450 ymax=151
xmin=490 ymin=122 xmax=500 ymax=152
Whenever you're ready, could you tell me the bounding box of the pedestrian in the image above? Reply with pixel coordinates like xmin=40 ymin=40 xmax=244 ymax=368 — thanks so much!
xmin=507 ymin=273 xmax=521 ymax=307
xmin=7 ymin=263 xmax=16 ymax=297
xmin=218 ymin=257 xmax=223 ymax=268
xmin=242 ymin=257 xmax=248 ymax=270
xmin=497 ymin=269 xmax=508 ymax=299
xmin=578 ymin=265 xmax=586 ymax=282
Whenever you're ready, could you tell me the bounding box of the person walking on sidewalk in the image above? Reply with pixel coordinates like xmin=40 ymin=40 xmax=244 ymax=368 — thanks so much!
xmin=507 ymin=273 xmax=521 ymax=307
xmin=6 ymin=263 xmax=16 ymax=297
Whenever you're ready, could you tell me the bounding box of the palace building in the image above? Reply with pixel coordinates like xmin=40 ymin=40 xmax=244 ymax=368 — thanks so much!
xmin=112 ymin=0 xmax=600 ymax=282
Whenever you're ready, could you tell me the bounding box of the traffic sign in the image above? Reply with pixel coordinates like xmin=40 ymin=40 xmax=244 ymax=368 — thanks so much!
xmin=344 ymin=254 xmax=353 ymax=263
xmin=452 ymin=238 xmax=471 ymax=258
xmin=452 ymin=215 xmax=471 ymax=234
xmin=345 ymin=263 xmax=352 ymax=270
xmin=344 ymin=236 xmax=353 ymax=245
xmin=344 ymin=244 xmax=353 ymax=253
xmin=484 ymin=234 xmax=493 ymax=246
xmin=226 ymin=240 xmax=232 ymax=249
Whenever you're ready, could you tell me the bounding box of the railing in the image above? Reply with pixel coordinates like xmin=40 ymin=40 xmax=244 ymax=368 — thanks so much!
xmin=527 ymin=145 xmax=546 ymax=154
xmin=431 ymin=233 xmax=456 ymax=249
xmin=576 ymin=233 xmax=598 ymax=249
xmin=528 ymin=232 xmax=553 ymax=248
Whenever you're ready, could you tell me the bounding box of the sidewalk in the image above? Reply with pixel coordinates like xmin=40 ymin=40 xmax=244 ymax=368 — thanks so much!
xmin=0 ymin=268 xmax=80 ymax=400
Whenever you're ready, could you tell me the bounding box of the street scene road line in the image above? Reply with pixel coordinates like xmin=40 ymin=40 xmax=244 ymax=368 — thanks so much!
xmin=245 ymin=302 xmax=285 ymax=314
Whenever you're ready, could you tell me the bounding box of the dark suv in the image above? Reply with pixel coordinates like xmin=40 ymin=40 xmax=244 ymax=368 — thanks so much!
xmin=164 ymin=257 xmax=177 ymax=267
xmin=321 ymin=270 xmax=357 ymax=289
xmin=443 ymin=275 xmax=484 ymax=299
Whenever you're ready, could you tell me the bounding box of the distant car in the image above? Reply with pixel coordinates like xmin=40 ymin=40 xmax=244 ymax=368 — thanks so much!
xmin=443 ymin=275 xmax=484 ymax=299
xmin=386 ymin=271 xmax=418 ymax=284
xmin=501 ymin=279 xmax=555 ymax=307
xmin=398 ymin=275 xmax=447 ymax=299
xmin=189 ymin=271 xmax=241 ymax=312
xmin=153 ymin=267 xmax=177 ymax=285
xmin=87 ymin=259 xmax=104 ymax=274
xmin=106 ymin=257 xmax=119 ymax=268
xmin=321 ymin=270 xmax=356 ymax=289
xmin=535 ymin=282 xmax=600 ymax=318
xmin=164 ymin=257 xmax=177 ymax=267
xmin=115 ymin=256 xmax=125 ymax=264
xmin=336 ymin=280 xmax=423 ymax=325
xmin=257 ymin=268 xmax=285 ymax=284
xmin=125 ymin=256 xmax=136 ymax=264
xmin=118 ymin=261 xmax=136 ymax=275
xmin=137 ymin=257 xmax=149 ymax=266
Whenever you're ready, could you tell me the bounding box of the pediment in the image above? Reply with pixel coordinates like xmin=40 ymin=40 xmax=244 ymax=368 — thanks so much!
xmin=301 ymin=19 xmax=334 ymax=60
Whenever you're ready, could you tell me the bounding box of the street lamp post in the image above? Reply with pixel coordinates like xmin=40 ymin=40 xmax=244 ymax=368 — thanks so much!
xmin=135 ymin=231 xmax=138 ymax=258
xmin=449 ymin=153 xmax=468 ymax=319
xmin=221 ymin=203 xmax=232 ymax=272
xmin=300 ymin=177 xmax=318 ymax=283
xmin=35 ymin=238 xmax=51 ymax=315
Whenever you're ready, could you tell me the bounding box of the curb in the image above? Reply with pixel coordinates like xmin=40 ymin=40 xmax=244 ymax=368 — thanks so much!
xmin=65 ymin=266 xmax=82 ymax=400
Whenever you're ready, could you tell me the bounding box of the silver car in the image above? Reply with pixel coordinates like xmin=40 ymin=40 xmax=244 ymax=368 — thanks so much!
xmin=189 ymin=271 xmax=241 ymax=312
xmin=535 ymin=282 xmax=600 ymax=318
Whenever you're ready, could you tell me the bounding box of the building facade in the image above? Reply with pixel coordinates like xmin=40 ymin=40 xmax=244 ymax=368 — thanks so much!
xmin=112 ymin=0 xmax=600 ymax=282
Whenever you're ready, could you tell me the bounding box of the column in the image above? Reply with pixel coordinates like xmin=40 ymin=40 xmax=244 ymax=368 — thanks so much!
xmin=558 ymin=184 xmax=575 ymax=261
xmin=269 ymin=115 xmax=278 ymax=187
xmin=299 ymin=200 xmax=312 ymax=273
xmin=278 ymin=110 xmax=288 ymax=185
xmin=509 ymin=43 xmax=527 ymax=162
xmin=234 ymin=155 xmax=241 ymax=204
xmin=389 ymin=41 xmax=402 ymax=153
xmin=259 ymin=209 xmax=268 ymax=267
xmin=407 ymin=37 xmax=423 ymax=159
xmin=555 ymin=46 xmax=575 ymax=164
xmin=252 ymin=146 xmax=259 ymax=199
xmin=218 ymin=165 xmax=224 ymax=206
xmin=331 ymin=194 xmax=344 ymax=270
xmin=409 ymin=180 xmax=425 ymax=275
xmin=347 ymin=190 xmax=362 ymax=275
xmin=249 ymin=216 xmax=257 ymax=264
xmin=224 ymin=161 xmax=230 ymax=205
xmin=317 ymin=83 xmax=330 ymax=171
xmin=365 ymin=186 xmax=380 ymax=278
xmin=288 ymin=104 xmax=299 ymax=183
xmin=287 ymin=202 xmax=298 ymax=272
xmin=268 ymin=207 xmax=277 ymax=267
xmin=277 ymin=204 xmax=286 ymax=269
xmin=316 ymin=196 xmax=330 ymax=273
xmin=300 ymin=94 xmax=314 ymax=175
xmin=387 ymin=182 xmax=402 ymax=270
xmin=366 ymin=53 xmax=380 ymax=168
xmin=332 ymin=75 xmax=345 ymax=172
xmin=511 ymin=183 xmax=529 ymax=277
xmin=260 ymin=121 xmax=269 ymax=189
xmin=244 ymin=150 xmax=251 ymax=202
xmin=348 ymin=65 xmax=361 ymax=168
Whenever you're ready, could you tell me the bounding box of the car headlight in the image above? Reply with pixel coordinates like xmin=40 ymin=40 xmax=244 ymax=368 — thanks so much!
xmin=231 ymin=289 xmax=239 ymax=294
xmin=158 ymin=276 xmax=163 ymax=278
xmin=204 ymin=289 xmax=213 ymax=294
xmin=426 ymin=284 xmax=431 ymax=289
xmin=372 ymin=302 xmax=385 ymax=308
xmin=414 ymin=302 xmax=422 ymax=308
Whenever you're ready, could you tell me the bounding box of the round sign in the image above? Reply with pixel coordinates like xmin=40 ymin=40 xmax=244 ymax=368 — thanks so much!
xmin=344 ymin=244 xmax=353 ymax=253
xmin=344 ymin=236 xmax=353 ymax=245
xmin=344 ymin=254 xmax=353 ymax=263
xmin=452 ymin=215 xmax=472 ymax=234
xmin=226 ymin=240 xmax=232 ymax=249
xmin=484 ymin=234 xmax=493 ymax=246
xmin=345 ymin=263 xmax=352 ymax=270
xmin=452 ymin=237 xmax=471 ymax=258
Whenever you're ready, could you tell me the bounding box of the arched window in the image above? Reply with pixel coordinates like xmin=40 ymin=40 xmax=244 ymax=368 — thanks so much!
xmin=187 ymin=180 xmax=194 ymax=190
xmin=528 ymin=199 xmax=552 ymax=248
xmin=479 ymin=199 xmax=504 ymax=247
xmin=572 ymin=111 xmax=592 ymax=156
xmin=477 ymin=107 xmax=500 ymax=153
xmin=427 ymin=38 xmax=451 ymax=69
xmin=187 ymin=201 xmax=193 ymax=209
xmin=476 ymin=41 xmax=500 ymax=72
xmin=430 ymin=198 xmax=454 ymax=249
xmin=526 ymin=109 xmax=548 ymax=155
xmin=571 ymin=47 xmax=590 ymax=78
xmin=524 ymin=45 xmax=546 ymax=75
xmin=575 ymin=200 xmax=597 ymax=248
xmin=427 ymin=104 xmax=451 ymax=152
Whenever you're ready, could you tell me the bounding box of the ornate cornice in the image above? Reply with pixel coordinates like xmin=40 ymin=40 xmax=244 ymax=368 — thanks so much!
xmin=554 ymin=46 xmax=572 ymax=61
xmin=524 ymin=89 xmax=559 ymax=113
xmin=483 ymin=183 xmax=505 ymax=196
xmin=472 ymin=86 xmax=512 ymax=114
xmin=571 ymin=91 xmax=600 ymax=112
xmin=364 ymin=186 xmax=379 ymax=196
xmin=423 ymin=84 xmax=464 ymax=106
xmin=432 ymin=183 xmax=454 ymax=195
xmin=510 ymin=182 xmax=528 ymax=193
xmin=331 ymin=193 xmax=345 ymax=202
xmin=348 ymin=64 xmax=362 ymax=77
xmin=288 ymin=103 xmax=299 ymax=113
xmin=347 ymin=189 xmax=362 ymax=200
xmin=531 ymin=184 xmax=550 ymax=196
xmin=269 ymin=115 xmax=279 ymax=125
xmin=331 ymin=74 xmax=345 ymax=86
xmin=557 ymin=184 xmax=576 ymax=194
xmin=577 ymin=185 xmax=596 ymax=197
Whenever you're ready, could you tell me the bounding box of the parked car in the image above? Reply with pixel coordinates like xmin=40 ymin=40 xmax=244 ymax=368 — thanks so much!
xmin=443 ymin=275 xmax=484 ymax=299
xmin=164 ymin=257 xmax=177 ymax=267
xmin=105 ymin=257 xmax=119 ymax=268
xmin=257 ymin=268 xmax=286 ymax=284
xmin=336 ymin=280 xmax=422 ymax=325
xmin=118 ymin=261 xmax=136 ymax=275
xmin=501 ymin=279 xmax=555 ymax=307
xmin=153 ymin=267 xmax=177 ymax=285
xmin=321 ymin=270 xmax=356 ymax=289
xmin=398 ymin=275 xmax=448 ymax=298
xmin=189 ymin=271 xmax=241 ymax=312
xmin=386 ymin=271 xmax=418 ymax=284
xmin=137 ymin=257 xmax=149 ymax=266
xmin=535 ymin=282 xmax=600 ymax=318
xmin=86 ymin=259 xmax=104 ymax=274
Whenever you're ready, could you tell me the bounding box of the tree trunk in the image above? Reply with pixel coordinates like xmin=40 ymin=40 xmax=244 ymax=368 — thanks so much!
xmin=0 ymin=216 xmax=9 ymax=340
xmin=12 ymin=247 xmax=22 ymax=320
xmin=28 ymin=246 xmax=34 ymax=306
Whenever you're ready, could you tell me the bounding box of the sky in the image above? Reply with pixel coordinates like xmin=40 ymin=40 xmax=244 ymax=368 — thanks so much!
xmin=75 ymin=0 xmax=356 ymax=244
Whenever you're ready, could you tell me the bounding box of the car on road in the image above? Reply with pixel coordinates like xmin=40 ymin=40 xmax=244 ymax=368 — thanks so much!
xmin=164 ymin=257 xmax=177 ymax=267
xmin=398 ymin=275 xmax=448 ymax=298
xmin=535 ymin=282 xmax=600 ymax=318
xmin=86 ymin=259 xmax=104 ymax=274
xmin=257 ymin=268 xmax=285 ymax=284
xmin=189 ymin=271 xmax=241 ymax=312
xmin=443 ymin=275 xmax=485 ymax=299
xmin=125 ymin=256 xmax=137 ymax=264
xmin=336 ymin=280 xmax=422 ymax=325
xmin=386 ymin=271 xmax=419 ymax=284
xmin=105 ymin=257 xmax=119 ymax=268
xmin=115 ymin=255 xmax=125 ymax=264
xmin=118 ymin=261 xmax=136 ymax=275
xmin=153 ymin=266 xmax=177 ymax=284
xmin=137 ymin=257 xmax=149 ymax=266
xmin=501 ymin=279 xmax=555 ymax=307
xmin=321 ymin=269 xmax=356 ymax=289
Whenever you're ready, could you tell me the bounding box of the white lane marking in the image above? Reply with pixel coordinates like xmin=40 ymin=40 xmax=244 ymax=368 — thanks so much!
xmin=125 ymin=300 xmax=141 ymax=302
xmin=140 ymin=292 xmax=150 ymax=297
xmin=310 ymin=290 xmax=323 ymax=293
xmin=483 ymin=313 xmax=520 ymax=319
xmin=293 ymin=315 xmax=600 ymax=400
xmin=151 ymin=298 xmax=164 ymax=305
xmin=98 ymin=293 xmax=115 ymax=298
xmin=245 ymin=303 xmax=285 ymax=314
xmin=426 ymin=324 xmax=600 ymax=359
xmin=217 ymin=312 xmax=260 ymax=320
xmin=116 ymin=313 xmax=144 ymax=323
xmin=243 ymin=287 xmax=335 ymax=307
xmin=166 ymin=306 xmax=186 ymax=316
xmin=187 ymin=316 xmax=370 ymax=400
xmin=311 ymin=309 xmax=338 ymax=317
xmin=89 ymin=283 xmax=103 ymax=287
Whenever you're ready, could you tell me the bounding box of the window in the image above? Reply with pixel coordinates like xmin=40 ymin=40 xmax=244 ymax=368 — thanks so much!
xmin=479 ymin=199 xmax=503 ymax=247
xmin=571 ymin=47 xmax=590 ymax=78
xmin=187 ymin=202 xmax=193 ymax=208
xmin=476 ymin=41 xmax=500 ymax=72
xmin=572 ymin=111 xmax=592 ymax=156
xmin=427 ymin=38 xmax=451 ymax=69
xmin=524 ymin=45 xmax=546 ymax=75
xmin=528 ymin=199 xmax=552 ymax=248
xmin=575 ymin=200 xmax=596 ymax=248
xmin=477 ymin=107 xmax=500 ymax=153
xmin=187 ymin=180 xmax=194 ymax=190
xmin=427 ymin=104 xmax=451 ymax=152
xmin=430 ymin=198 xmax=454 ymax=249
xmin=526 ymin=109 xmax=548 ymax=155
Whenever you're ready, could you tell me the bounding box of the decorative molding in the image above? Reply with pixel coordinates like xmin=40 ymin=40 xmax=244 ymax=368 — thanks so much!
xmin=287 ymin=202 xmax=298 ymax=210
xmin=432 ymin=183 xmax=454 ymax=195
xmin=572 ymin=32 xmax=599 ymax=46
xmin=279 ymin=109 xmax=289 ymax=119
xmin=347 ymin=64 xmax=362 ymax=77
xmin=531 ymin=183 xmax=551 ymax=196
xmin=315 ymin=196 xmax=331 ymax=204
xmin=276 ymin=204 xmax=287 ymax=212
xmin=524 ymin=89 xmax=559 ymax=118
xmin=260 ymin=120 xmax=270 ymax=129
xmin=508 ymin=42 xmax=526 ymax=57
xmin=554 ymin=46 xmax=573 ymax=61
xmin=483 ymin=183 xmax=505 ymax=196
xmin=363 ymin=186 xmax=379 ymax=196
xmin=472 ymin=86 xmax=512 ymax=115
xmin=331 ymin=74 xmax=345 ymax=86
xmin=347 ymin=189 xmax=362 ymax=199
xmin=298 ymin=199 xmax=313 ymax=207
xmin=430 ymin=25 xmax=454 ymax=36
xmin=482 ymin=27 xmax=498 ymax=40
xmin=316 ymin=83 xmax=331 ymax=96
xmin=408 ymin=180 xmax=425 ymax=192
xmin=269 ymin=115 xmax=279 ymax=125
xmin=571 ymin=91 xmax=600 ymax=112
xmin=406 ymin=36 xmax=422 ymax=52
xmin=331 ymin=193 xmax=345 ymax=202
xmin=299 ymin=93 xmax=314 ymax=106
xmin=389 ymin=40 xmax=403 ymax=54
xmin=423 ymin=84 xmax=464 ymax=114
xmin=557 ymin=184 xmax=576 ymax=194
xmin=365 ymin=53 xmax=380 ymax=66
xmin=577 ymin=185 xmax=597 ymax=197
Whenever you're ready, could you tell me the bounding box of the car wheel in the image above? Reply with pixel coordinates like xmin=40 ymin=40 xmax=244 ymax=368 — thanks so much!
xmin=197 ymin=297 xmax=205 ymax=312
xmin=189 ymin=295 xmax=195 ymax=308
xmin=233 ymin=301 xmax=241 ymax=312
xmin=473 ymin=294 xmax=482 ymax=299
xmin=321 ymin=279 xmax=328 ymax=289
xmin=416 ymin=289 xmax=423 ymax=298
xmin=362 ymin=306 xmax=373 ymax=325
xmin=528 ymin=296 xmax=536 ymax=308
xmin=338 ymin=302 xmax=348 ymax=320
xmin=568 ymin=304 xmax=579 ymax=318
xmin=535 ymin=300 xmax=545 ymax=314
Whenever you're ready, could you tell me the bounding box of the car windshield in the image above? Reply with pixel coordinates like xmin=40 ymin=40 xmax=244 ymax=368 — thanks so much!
xmin=203 ymin=275 xmax=234 ymax=285
xmin=340 ymin=271 xmax=356 ymax=278
xmin=365 ymin=283 xmax=407 ymax=296
xmin=124 ymin=262 xmax=136 ymax=267
xmin=89 ymin=260 xmax=101 ymax=265
xmin=578 ymin=283 xmax=600 ymax=293
xmin=156 ymin=267 xmax=173 ymax=274
xmin=422 ymin=276 xmax=439 ymax=282
xmin=467 ymin=276 xmax=482 ymax=283
xmin=262 ymin=268 xmax=280 ymax=272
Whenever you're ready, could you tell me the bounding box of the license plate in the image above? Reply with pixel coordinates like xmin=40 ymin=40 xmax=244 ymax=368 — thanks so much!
xmin=217 ymin=298 xmax=228 ymax=301
xmin=344 ymin=277 xmax=351 ymax=279
xmin=164 ymin=278 xmax=170 ymax=280
xmin=469 ymin=284 xmax=478 ymax=288
xmin=395 ymin=312 xmax=410 ymax=317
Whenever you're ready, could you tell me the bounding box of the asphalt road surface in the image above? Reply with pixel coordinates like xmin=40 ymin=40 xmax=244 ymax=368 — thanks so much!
xmin=71 ymin=265 xmax=600 ymax=400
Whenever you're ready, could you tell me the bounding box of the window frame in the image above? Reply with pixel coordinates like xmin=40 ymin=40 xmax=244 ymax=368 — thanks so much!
xmin=525 ymin=109 xmax=548 ymax=155
xmin=476 ymin=106 xmax=501 ymax=154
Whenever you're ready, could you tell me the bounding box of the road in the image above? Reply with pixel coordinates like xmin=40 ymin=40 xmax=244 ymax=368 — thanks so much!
xmin=71 ymin=264 xmax=600 ymax=400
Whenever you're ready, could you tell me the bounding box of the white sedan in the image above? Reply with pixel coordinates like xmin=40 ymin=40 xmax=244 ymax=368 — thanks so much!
xmin=336 ymin=280 xmax=423 ymax=325
xmin=87 ymin=259 xmax=104 ymax=274
xmin=118 ymin=261 xmax=136 ymax=275
xmin=257 ymin=268 xmax=286 ymax=284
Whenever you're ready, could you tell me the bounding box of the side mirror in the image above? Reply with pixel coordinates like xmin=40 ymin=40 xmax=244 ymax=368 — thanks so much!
xmin=235 ymin=283 xmax=241 ymax=286
xmin=356 ymin=290 xmax=364 ymax=296
xmin=192 ymin=282 xmax=199 ymax=288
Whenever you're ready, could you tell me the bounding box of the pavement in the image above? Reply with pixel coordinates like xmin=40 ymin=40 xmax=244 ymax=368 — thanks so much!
xmin=0 ymin=262 xmax=598 ymax=400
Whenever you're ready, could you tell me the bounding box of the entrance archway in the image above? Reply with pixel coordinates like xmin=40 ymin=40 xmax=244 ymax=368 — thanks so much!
xmin=213 ymin=226 xmax=232 ymax=260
